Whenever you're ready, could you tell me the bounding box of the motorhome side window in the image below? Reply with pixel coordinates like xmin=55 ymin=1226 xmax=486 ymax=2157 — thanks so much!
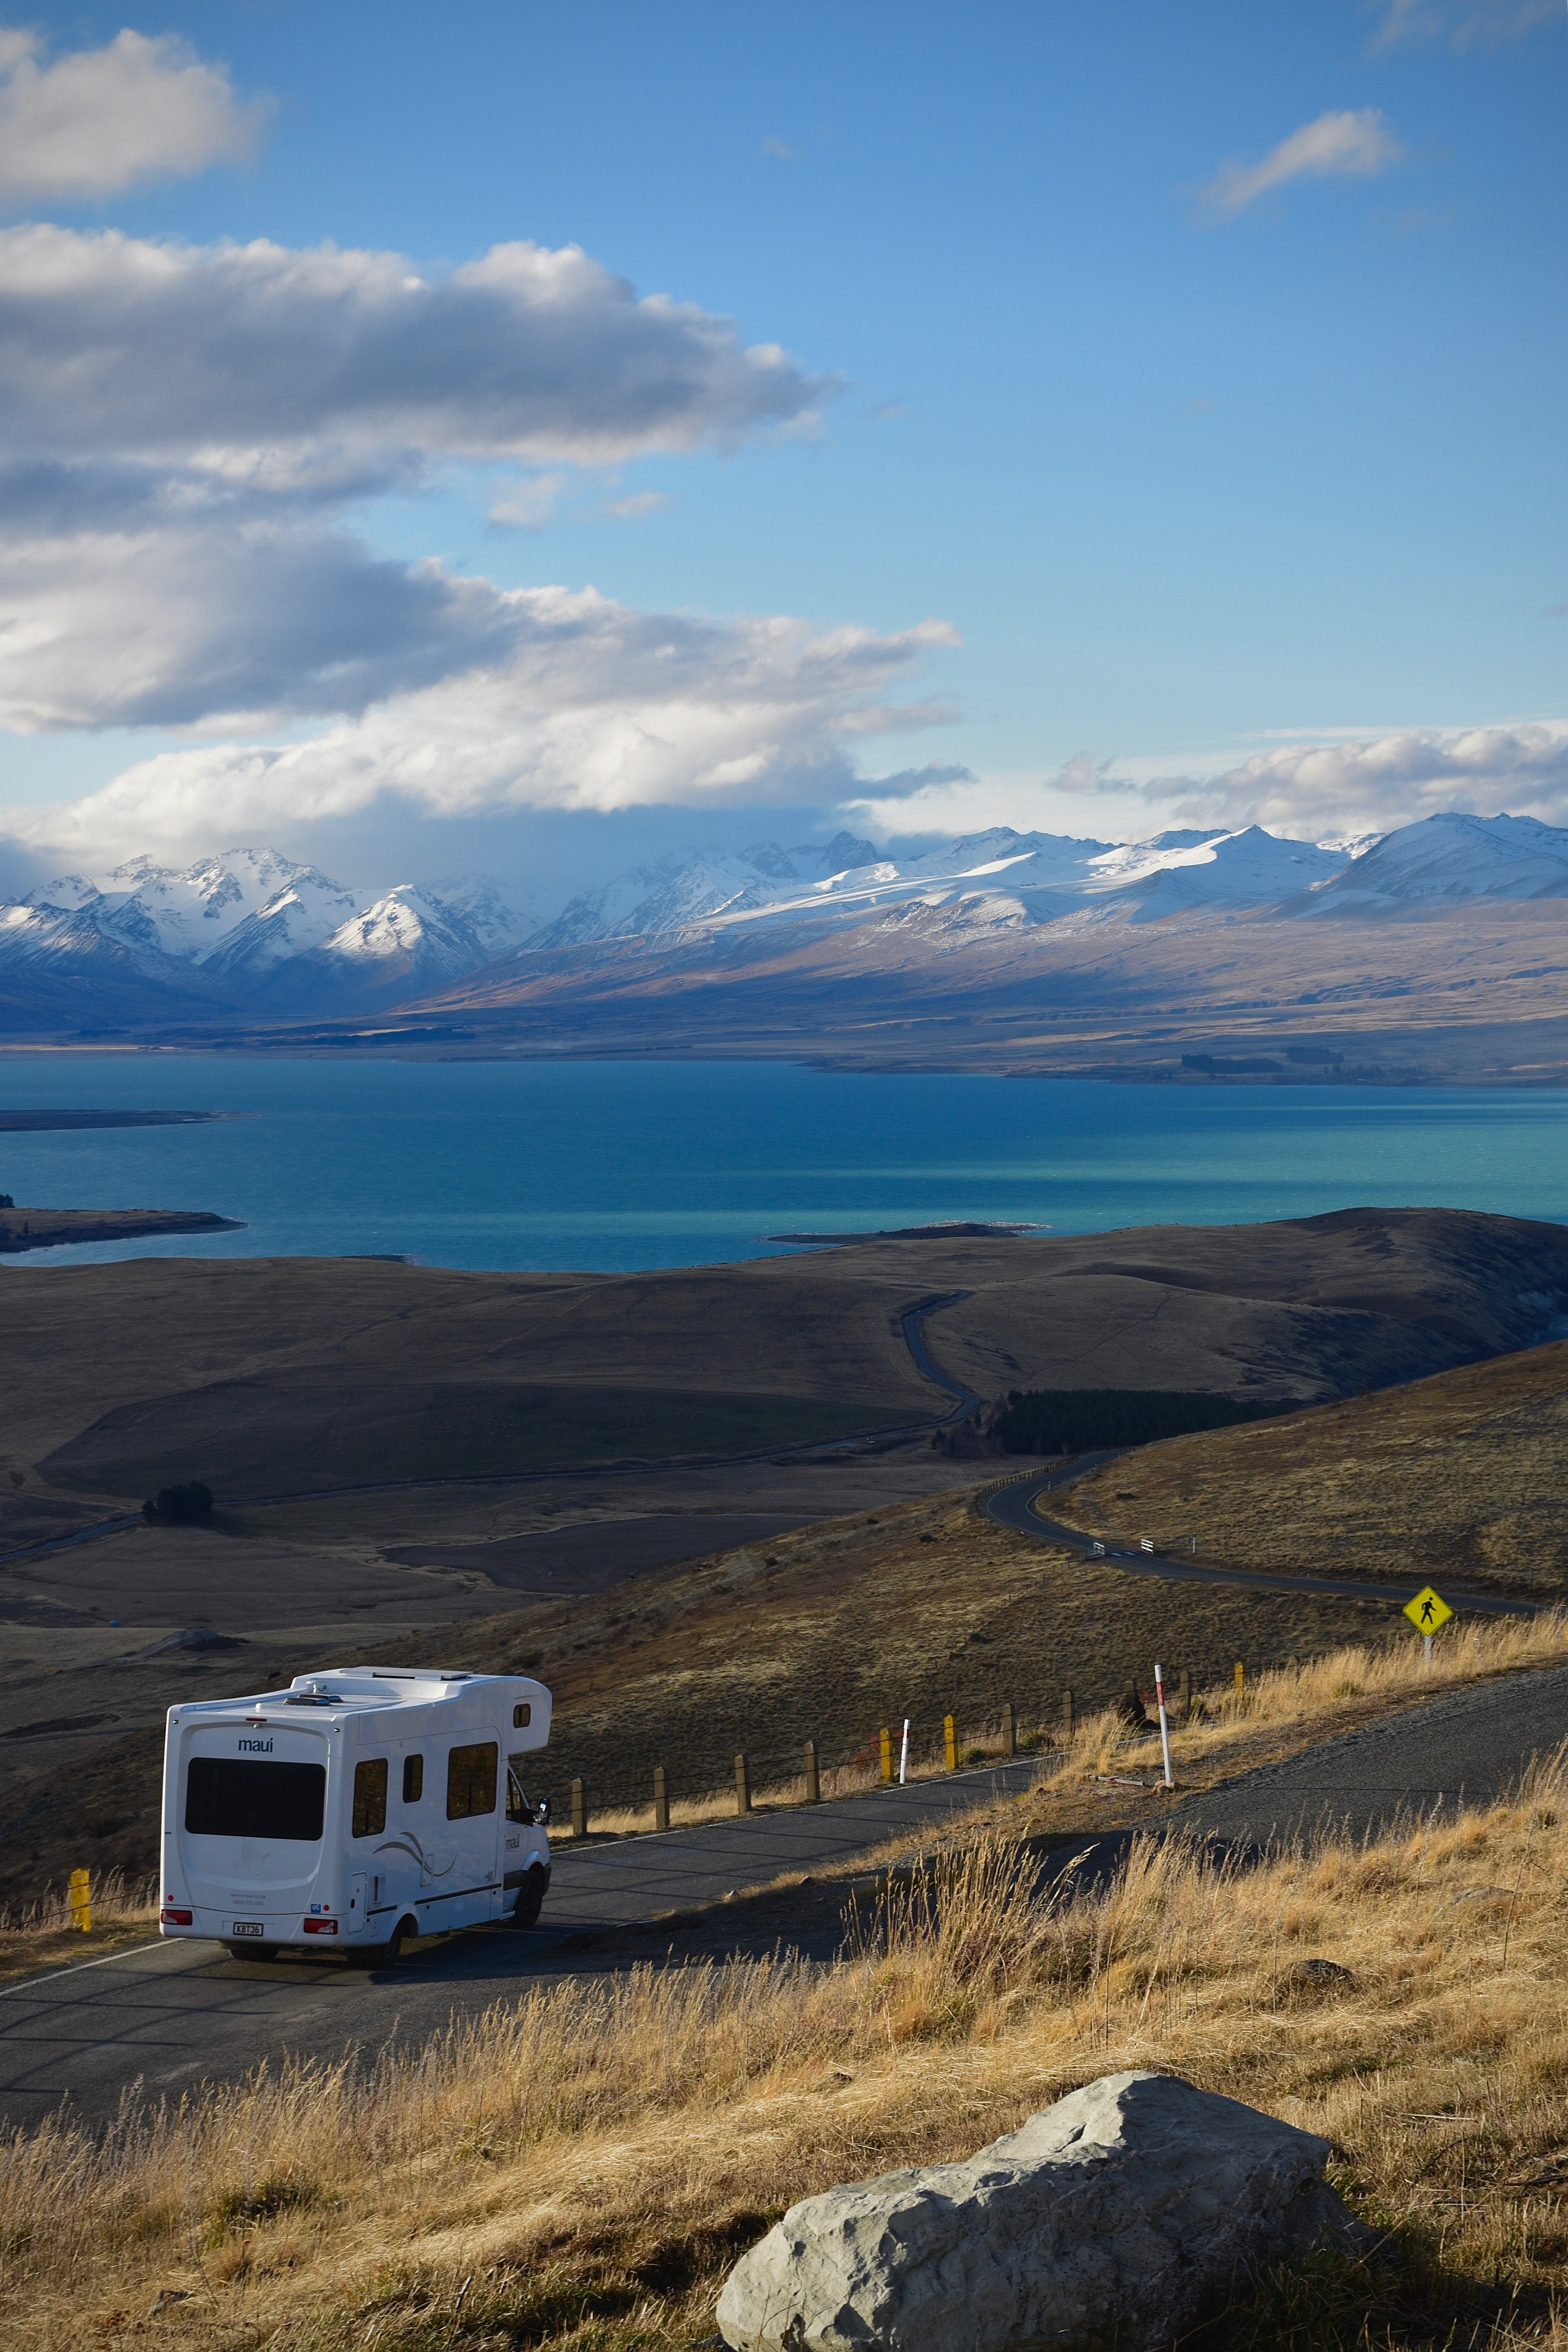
xmin=446 ymin=1741 xmax=497 ymax=1820
xmin=402 ymin=1754 xmax=423 ymax=1805
xmin=352 ymin=1757 xmax=388 ymax=1838
xmin=506 ymin=1766 xmax=531 ymax=1823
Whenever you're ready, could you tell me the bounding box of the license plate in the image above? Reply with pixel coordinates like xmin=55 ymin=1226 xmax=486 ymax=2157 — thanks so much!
xmin=231 ymin=1920 xmax=264 ymax=1937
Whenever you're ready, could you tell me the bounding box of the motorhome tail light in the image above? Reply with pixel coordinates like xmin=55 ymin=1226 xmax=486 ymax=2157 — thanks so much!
xmin=302 ymin=1917 xmax=338 ymax=1935
xmin=160 ymin=1907 xmax=194 ymax=1926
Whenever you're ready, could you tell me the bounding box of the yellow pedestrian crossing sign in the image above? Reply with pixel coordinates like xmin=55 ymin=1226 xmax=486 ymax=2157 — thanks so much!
xmin=1403 ymin=1585 xmax=1453 ymax=1635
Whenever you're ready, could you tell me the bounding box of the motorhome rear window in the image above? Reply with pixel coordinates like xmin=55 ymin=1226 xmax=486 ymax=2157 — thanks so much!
xmin=446 ymin=1741 xmax=497 ymax=1820
xmin=352 ymin=1758 xmax=388 ymax=1838
xmin=185 ymin=1756 xmax=325 ymax=1842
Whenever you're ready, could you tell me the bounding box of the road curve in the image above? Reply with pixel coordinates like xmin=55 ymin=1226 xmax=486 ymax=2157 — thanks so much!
xmin=986 ymin=1467 xmax=1537 ymax=1619
xmin=7 ymin=1657 xmax=1568 ymax=2135
xmin=0 ymin=1758 xmax=1040 ymax=2135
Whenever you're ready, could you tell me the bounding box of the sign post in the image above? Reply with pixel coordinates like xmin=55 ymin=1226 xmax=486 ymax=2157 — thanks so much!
xmin=1403 ymin=1585 xmax=1453 ymax=1671
xmin=898 ymin=1717 xmax=910 ymax=1786
xmin=1153 ymin=1665 xmax=1174 ymax=1789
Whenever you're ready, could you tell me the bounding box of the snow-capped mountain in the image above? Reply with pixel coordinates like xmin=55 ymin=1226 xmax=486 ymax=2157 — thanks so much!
xmin=1304 ymin=812 xmax=1568 ymax=910
xmin=0 ymin=850 xmax=535 ymax=1023
xmin=533 ymin=832 xmax=884 ymax=947
xmin=244 ymin=881 xmax=534 ymax=1011
xmin=2 ymin=811 xmax=1564 ymax=1039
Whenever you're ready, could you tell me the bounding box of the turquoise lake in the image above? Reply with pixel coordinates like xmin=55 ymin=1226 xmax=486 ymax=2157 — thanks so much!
xmin=0 ymin=1055 xmax=1565 ymax=1272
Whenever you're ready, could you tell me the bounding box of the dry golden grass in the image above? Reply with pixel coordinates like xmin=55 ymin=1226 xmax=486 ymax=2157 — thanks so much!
xmin=9 ymin=1734 xmax=1568 ymax=2352
xmin=0 ymin=1870 xmax=156 ymax=1982
xmin=1067 ymin=1338 xmax=1568 ymax=1599
xmin=1019 ymin=1605 xmax=1568 ymax=1809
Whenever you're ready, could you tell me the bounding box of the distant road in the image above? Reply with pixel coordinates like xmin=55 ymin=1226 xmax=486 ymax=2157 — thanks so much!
xmin=5 ymin=1664 xmax=1568 ymax=2133
xmin=985 ymin=1467 xmax=1537 ymax=1619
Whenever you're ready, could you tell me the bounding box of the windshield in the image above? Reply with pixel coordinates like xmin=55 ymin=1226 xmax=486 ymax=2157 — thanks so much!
xmin=185 ymin=1756 xmax=326 ymax=1842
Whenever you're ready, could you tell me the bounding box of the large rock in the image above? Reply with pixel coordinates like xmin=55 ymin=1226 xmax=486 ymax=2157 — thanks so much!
xmin=716 ymin=2070 xmax=1366 ymax=2352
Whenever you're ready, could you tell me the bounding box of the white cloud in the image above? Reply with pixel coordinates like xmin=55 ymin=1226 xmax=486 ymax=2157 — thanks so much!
xmin=0 ymin=29 xmax=261 ymax=204
xmin=1143 ymin=723 xmax=1568 ymax=836
xmin=1199 ymin=109 xmax=1405 ymax=217
xmin=0 ymin=597 xmax=960 ymax=867
xmin=0 ymin=225 xmax=831 ymax=470
xmin=602 ymin=490 xmax=674 ymax=519
xmin=488 ymin=472 xmax=568 ymax=531
xmin=0 ymin=225 xmax=838 ymax=729
xmin=1371 ymin=0 xmax=1560 ymax=47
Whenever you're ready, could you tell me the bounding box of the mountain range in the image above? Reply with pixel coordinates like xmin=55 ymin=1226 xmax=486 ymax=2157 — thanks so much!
xmin=2 ymin=812 xmax=1567 ymax=1073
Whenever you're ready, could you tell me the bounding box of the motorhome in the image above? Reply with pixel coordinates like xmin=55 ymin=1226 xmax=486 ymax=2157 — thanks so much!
xmin=159 ymin=1666 xmax=552 ymax=1964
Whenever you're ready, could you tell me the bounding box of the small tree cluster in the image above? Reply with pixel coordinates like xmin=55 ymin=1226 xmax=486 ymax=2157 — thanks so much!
xmin=143 ymin=1480 xmax=215 ymax=1525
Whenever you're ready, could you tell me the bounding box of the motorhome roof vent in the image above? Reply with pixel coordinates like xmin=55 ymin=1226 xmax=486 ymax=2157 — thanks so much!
xmin=285 ymin=1682 xmax=344 ymax=1706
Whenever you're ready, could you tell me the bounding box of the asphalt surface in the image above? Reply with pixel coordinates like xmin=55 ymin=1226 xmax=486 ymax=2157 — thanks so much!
xmin=0 ymin=1757 xmax=1040 ymax=2134
xmin=6 ymin=1665 xmax=1568 ymax=2135
xmin=986 ymin=1467 xmax=1538 ymax=1618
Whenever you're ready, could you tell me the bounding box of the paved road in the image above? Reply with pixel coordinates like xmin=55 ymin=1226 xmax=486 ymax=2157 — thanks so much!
xmin=6 ymin=1664 xmax=1568 ymax=2135
xmin=0 ymin=1757 xmax=1039 ymax=2135
xmin=986 ymin=1467 xmax=1538 ymax=1618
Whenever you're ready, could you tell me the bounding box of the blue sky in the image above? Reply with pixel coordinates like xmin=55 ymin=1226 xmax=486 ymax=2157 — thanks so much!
xmin=0 ymin=0 xmax=1563 ymax=891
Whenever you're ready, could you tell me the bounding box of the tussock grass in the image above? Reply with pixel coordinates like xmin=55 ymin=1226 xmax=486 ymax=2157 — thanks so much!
xmin=0 ymin=1870 xmax=156 ymax=1980
xmin=9 ymin=1748 xmax=1568 ymax=2352
xmin=1067 ymin=1338 xmax=1568 ymax=1600
xmin=1022 ymin=1605 xmax=1568 ymax=1805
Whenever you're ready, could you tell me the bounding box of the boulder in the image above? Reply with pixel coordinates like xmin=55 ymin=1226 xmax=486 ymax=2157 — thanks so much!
xmin=716 ymin=2069 xmax=1366 ymax=2352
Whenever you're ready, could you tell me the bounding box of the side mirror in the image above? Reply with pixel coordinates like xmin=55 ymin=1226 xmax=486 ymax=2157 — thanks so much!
xmin=534 ymin=1796 xmax=550 ymax=1826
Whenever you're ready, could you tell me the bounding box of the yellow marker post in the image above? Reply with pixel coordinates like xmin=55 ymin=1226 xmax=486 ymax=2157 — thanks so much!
xmin=1403 ymin=1584 xmax=1452 ymax=1669
xmin=68 ymin=1867 xmax=90 ymax=1933
xmin=1234 ymin=1660 xmax=1245 ymax=1695
xmin=879 ymin=1726 xmax=893 ymax=1784
xmin=944 ymin=1713 xmax=957 ymax=1772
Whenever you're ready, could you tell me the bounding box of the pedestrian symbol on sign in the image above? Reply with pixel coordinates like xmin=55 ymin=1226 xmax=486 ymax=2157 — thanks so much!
xmin=1402 ymin=1585 xmax=1453 ymax=1636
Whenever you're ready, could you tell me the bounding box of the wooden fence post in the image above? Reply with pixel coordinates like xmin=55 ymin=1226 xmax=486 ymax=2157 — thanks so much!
xmin=734 ymin=1752 xmax=751 ymax=1816
xmin=571 ymin=1778 xmax=587 ymax=1840
xmin=1001 ymin=1701 xmax=1016 ymax=1760
xmin=804 ymin=1739 xmax=819 ymax=1804
xmin=653 ymin=1764 xmax=669 ymax=1832
xmin=1062 ymin=1689 xmax=1075 ymax=1741
xmin=1177 ymin=1668 xmax=1191 ymax=1721
xmin=1234 ymin=1660 xmax=1245 ymax=1695
xmin=879 ymin=1727 xmax=894 ymax=1784
xmin=944 ymin=1713 xmax=957 ymax=1771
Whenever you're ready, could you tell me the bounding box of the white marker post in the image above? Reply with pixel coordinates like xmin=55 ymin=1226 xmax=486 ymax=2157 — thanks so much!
xmin=1153 ymin=1663 xmax=1174 ymax=1789
xmin=898 ymin=1717 xmax=910 ymax=1785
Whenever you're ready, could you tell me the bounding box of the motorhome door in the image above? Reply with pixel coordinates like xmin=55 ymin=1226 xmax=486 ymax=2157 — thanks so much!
xmin=442 ymin=1737 xmax=503 ymax=1923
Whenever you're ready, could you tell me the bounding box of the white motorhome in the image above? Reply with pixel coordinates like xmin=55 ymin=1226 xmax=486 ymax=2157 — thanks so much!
xmin=159 ymin=1667 xmax=552 ymax=1964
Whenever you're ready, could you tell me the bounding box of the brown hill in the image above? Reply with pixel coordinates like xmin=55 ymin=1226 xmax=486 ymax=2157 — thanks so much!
xmin=371 ymin=894 xmax=1568 ymax=1083
xmin=10 ymin=1208 xmax=1568 ymax=1505
xmin=1065 ymin=1335 xmax=1568 ymax=1599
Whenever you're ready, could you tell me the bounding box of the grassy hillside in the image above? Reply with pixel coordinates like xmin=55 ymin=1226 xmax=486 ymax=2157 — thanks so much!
xmin=7 ymin=1208 xmax=1565 ymax=1508
xmin=7 ymin=1773 xmax=1568 ymax=2352
xmin=1066 ymin=1336 xmax=1568 ymax=1598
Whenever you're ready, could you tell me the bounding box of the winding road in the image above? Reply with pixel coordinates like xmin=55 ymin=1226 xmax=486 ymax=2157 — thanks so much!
xmin=4 ymin=1661 xmax=1566 ymax=2135
xmin=984 ymin=1467 xmax=1538 ymax=1619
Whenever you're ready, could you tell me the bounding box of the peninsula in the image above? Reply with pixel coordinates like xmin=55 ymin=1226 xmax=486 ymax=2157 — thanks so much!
xmin=0 ymin=1207 xmax=244 ymax=1254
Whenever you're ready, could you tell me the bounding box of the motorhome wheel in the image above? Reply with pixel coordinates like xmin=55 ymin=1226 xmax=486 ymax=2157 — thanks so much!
xmin=512 ymin=1869 xmax=547 ymax=1928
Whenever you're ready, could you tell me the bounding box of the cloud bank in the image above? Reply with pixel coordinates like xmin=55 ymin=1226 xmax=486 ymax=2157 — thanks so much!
xmin=845 ymin=727 xmax=1568 ymax=848
xmin=1199 ymin=109 xmax=1404 ymax=216
xmin=0 ymin=596 xmax=959 ymax=869
xmin=1371 ymin=0 xmax=1560 ymax=48
xmin=0 ymin=28 xmax=261 ymax=204
xmin=1157 ymin=724 xmax=1568 ymax=837
xmin=0 ymin=225 xmax=837 ymax=731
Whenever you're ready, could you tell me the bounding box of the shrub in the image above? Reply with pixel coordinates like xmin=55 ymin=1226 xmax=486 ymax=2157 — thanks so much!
xmin=143 ymin=1479 xmax=214 ymax=1525
xmin=991 ymin=1386 xmax=1298 ymax=1455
